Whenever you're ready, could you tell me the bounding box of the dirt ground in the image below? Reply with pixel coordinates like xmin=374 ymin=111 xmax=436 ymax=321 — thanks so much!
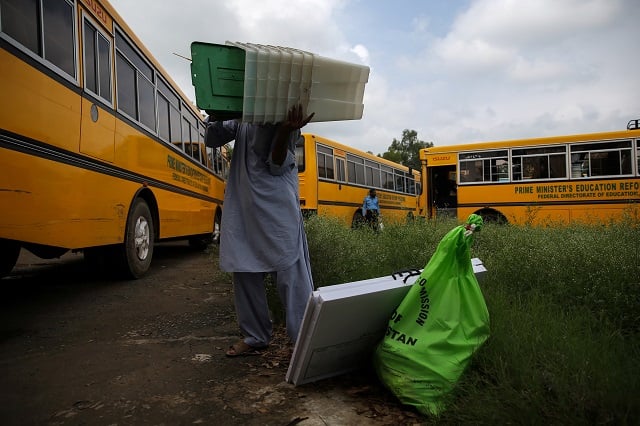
xmin=0 ymin=242 xmax=425 ymax=426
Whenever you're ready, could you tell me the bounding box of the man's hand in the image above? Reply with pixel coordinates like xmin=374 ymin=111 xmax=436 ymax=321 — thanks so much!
xmin=281 ymin=104 xmax=314 ymax=132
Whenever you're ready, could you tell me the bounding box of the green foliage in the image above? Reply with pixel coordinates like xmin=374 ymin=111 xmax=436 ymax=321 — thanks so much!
xmin=301 ymin=215 xmax=640 ymax=424
xmin=304 ymin=214 xmax=451 ymax=287
xmin=380 ymin=129 xmax=433 ymax=170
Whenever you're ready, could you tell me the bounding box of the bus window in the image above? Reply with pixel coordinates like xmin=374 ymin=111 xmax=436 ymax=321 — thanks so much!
xmin=0 ymin=0 xmax=228 ymax=279
xmin=298 ymin=134 xmax=422 ymax=226
xmin=394 ymin=169 xmax=406 ymax=192
xmin=420 ymin=127 xmax=640 ymax=226
xmin=636 ymin=139 xmax=640 ymax=175
xmin=2 ymin=0 xmax=76 ymax=78
xmin=512 ymin=146 xmax=567 ymax=180
xmin=365 ymin=160 xmax=381 ymax=188
xmin=570 ymin=140 xmax=633 ymax=177
xmin=44 ymin=0 xmax=76 ymax=76
xmin=459 ymin=150 xmax=508 ymax=183
xmin=336 ymin=157 xmax=346 ymax=182
xmin=317 ymin=144 xmax=335 ymax=179
xmin=381 ymin=165 xmax=394 ymax=190
xmin=83 ymin=18 xmax=113 ymax=104
xmin=346 ymin=154 xmax=365 ymax=185
xmin=460 ymin=160 xmax=482 ymax=182
xmin=296 ymin=137 xmax=306 ymax=172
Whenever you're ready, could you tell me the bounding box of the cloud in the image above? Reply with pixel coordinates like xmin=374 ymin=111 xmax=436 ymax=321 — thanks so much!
xmin=453 ymin=0 xmax=624 ymax=47
xmin=350 ymin=44 xmax=370 ymax=65
xmin=415 ymin=0 xmax=640 ymax=145
xmin=109 ymin=0 xmax=640 ymax=154
xmin=432 ymin=37 xmax=514 ymax=72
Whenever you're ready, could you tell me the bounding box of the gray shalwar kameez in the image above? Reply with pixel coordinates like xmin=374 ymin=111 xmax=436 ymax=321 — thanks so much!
xmin=205 ymin=119 xmax=314 ymax=348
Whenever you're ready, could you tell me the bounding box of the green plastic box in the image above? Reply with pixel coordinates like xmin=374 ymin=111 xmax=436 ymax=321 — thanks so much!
xmin=190 ymin=42 xmax=245 ymax=117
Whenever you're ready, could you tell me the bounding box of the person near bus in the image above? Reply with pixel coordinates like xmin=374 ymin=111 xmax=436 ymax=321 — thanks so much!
xmin=362 ymin=188 xmax=380 ymax=230
xmin=204 ymin=104 xmax=315 ymax=357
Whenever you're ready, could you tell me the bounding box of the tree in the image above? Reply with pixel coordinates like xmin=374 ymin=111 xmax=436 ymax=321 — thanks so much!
xmin=380 ymin=129 xmax=433 ymax=171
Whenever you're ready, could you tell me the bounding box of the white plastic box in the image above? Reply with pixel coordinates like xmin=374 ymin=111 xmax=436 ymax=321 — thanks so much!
xmin=224 ymin=41 xmax=369 ymax=123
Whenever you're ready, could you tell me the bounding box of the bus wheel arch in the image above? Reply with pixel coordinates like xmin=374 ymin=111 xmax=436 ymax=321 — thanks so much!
xmin=138 ymin=189 xmax=160 ymax=240
xmin=351 ymin=210 xmax=365 ymax=229
xmin=0 ymin=239 xmax=21 ymax=278
xmin=189 ymin=205 xmax=222 ymax=249
xmin=22 ymin=243 xmax=67 ymax=259
xmin=301 ymin=209 xmax=317 ymax=220
xmin=213 ymin=207 xmax=222 ymax=244
xmin=475 ymin=208 xmax=508 ymax=225
xmin=117 ymin=192 xmax=157 ymax=279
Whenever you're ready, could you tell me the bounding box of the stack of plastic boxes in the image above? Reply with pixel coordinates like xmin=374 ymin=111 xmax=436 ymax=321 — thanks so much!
xmin=190 ymin=41 xmax=369 ymax=123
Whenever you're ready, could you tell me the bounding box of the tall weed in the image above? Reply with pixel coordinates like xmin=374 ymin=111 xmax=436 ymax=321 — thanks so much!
xmin=300 ymin=214 xmax=639 ymax=423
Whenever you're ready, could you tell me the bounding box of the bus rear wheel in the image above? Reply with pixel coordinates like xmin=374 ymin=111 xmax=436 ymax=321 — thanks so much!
xmin=213 ymin=209 xmax=221 ymax=244
xmin=476 ymin=209 xmax=508 ymax=225
xmin=189 ymin=208 xmax=221 ymax=249
xmin=116 ymin=199 xmax=154 ymax=279
xmin=351 ymin=211 xmax=365 ymax=229
xmin=0 ymin=239 xmax=21 ymax=278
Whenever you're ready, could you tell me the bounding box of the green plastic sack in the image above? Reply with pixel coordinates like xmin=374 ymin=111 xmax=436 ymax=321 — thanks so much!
xmin=373 ymin=214 xmax=490 ymax=416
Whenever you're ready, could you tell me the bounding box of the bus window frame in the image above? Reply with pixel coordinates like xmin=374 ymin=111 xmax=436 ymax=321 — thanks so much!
xmin=511 ymin=145 xmax=567 ymax=181
xmin=459 ymin=149 xmax=508 ymax=184
xmin=0 ymin=0 xmax=79 ymax=85
xmin=317 ymin=144 xmax=335 ymax=180
xmin=336 ymin=157 xmax=346 ymax=182
xmin=114 ymin=25 xmax=157 ymax=134
xmin=570 ymin=139 xmax=633 ymax=178
xmin=636 ymin=139 xmax=640 ymax=176
xmin=296 ymin=138 xmax=306 ymax=172
xmin=81 ymin=11 xmax=114 ymax=107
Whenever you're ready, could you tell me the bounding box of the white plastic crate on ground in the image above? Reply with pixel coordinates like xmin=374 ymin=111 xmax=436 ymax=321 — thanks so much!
xmin=286 ymin=258 xmax=488 ymax=386
xmin=225 ymin=41 xmax=369 ymax=123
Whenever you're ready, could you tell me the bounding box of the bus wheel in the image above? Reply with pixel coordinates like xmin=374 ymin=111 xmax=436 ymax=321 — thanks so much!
xmin=0 ymin=239 xmax=21 ymax=278
xmin=351 ymin=211 xmax=365 ymax=229
xmin=213 ymin=209 xmax=222 ymax=244
xmin=118 ymin=199 xmax=154 ymax=279
xmin=189 ymin=209 xmax=221 ymax=249
xmin=477 ymin=209 xmax=508 ymax=225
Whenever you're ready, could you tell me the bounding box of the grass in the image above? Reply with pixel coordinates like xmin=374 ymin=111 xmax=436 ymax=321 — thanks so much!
xmin=301 ymin=214 xmax=640 ymax=424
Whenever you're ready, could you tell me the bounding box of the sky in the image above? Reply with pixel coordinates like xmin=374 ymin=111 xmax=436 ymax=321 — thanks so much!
xmin=109 ymin=0 xmax=640 ymax=156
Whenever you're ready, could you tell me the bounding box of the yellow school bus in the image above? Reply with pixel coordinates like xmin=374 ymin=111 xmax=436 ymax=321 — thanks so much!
xmin=419 ymin=121 xmax=640 ymax=225
xmin=297 ymin=133 xmax=422 ymax=227
xmin=0 ymin=0 xmax=228 ymax=278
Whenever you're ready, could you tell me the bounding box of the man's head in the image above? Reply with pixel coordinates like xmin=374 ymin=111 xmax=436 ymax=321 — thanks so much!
xmin=369 ymin=189 xmax=376 ymax=197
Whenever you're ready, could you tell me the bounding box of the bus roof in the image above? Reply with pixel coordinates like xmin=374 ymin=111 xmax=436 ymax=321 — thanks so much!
xmin=304 ymin=133 xmax=419 ymax=174
xmin=421 ymin=127 xmax=640 ymax=158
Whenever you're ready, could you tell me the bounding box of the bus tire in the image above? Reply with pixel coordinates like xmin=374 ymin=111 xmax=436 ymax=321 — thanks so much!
xmin=0 ymin=239 xmax=21 ymax=278
xmin=351 ymin=211 xmax=365 ymax=229
xmin=477 ymin=209 xmax=508 ymax=225
xmin=189 ymin=208 xmax=221 ymax=249
xmin=213 ymin=208 xmax=222 ymax=244
xmin=117 ymin=199 xmax=154 ymax=279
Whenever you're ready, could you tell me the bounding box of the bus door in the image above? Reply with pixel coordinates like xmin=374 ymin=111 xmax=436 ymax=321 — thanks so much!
xmin=430 ymin=165 xmax=458 ymax=219
xmin=296 ymin=136 xmax=313 ymax=213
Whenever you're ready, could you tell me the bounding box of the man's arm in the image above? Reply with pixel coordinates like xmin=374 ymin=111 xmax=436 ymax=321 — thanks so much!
xmin=204 ymin=117 xmax=238 ymax=148
xmin=271 ymin=104 xmax=314 ymax=166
